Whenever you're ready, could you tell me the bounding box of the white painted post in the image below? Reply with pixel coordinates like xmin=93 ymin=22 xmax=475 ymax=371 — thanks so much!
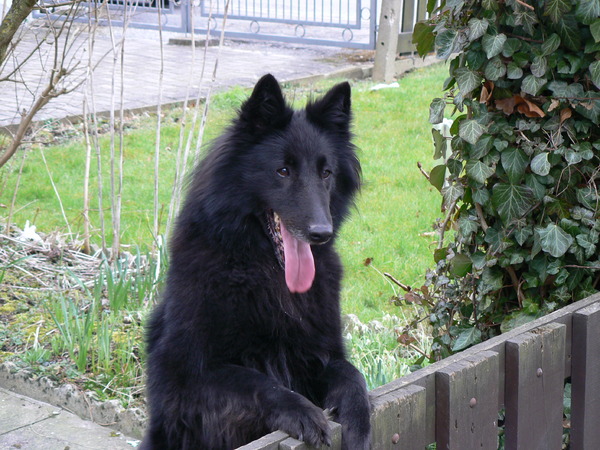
xmin=373 ymin=0 xmax=403 ymax=83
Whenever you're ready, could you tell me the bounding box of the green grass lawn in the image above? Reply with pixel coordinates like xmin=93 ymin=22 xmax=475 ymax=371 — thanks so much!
xmin=1 ymin=63 xmax=448 ymax=322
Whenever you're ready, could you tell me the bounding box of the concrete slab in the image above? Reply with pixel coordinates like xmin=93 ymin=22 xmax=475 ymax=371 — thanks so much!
xmin=0 ymin=388 xmax=139 ymax=450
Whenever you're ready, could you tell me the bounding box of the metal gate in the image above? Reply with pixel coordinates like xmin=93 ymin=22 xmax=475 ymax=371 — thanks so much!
xmin=35 ymin=0 xmax=378 ymax=49
xmin=191 ymin=0 xmax=378 ymax=49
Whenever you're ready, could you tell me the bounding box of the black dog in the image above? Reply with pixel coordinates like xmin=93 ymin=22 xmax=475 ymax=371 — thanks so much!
xmin=141 ymin=74 xmax=371 ymax=449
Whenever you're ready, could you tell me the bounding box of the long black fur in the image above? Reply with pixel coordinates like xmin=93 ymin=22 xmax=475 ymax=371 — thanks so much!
xmin=141 ymin=74 xmax=371 ymax=449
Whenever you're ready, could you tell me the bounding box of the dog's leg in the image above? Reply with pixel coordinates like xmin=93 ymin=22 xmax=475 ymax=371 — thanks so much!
xmin=321 ymin=359 xmax=371 ymax=450
xmin=146 ymin=365 xmax=332 ymax=449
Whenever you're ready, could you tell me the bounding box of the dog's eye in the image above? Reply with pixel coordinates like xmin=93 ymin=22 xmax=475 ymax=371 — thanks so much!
xmin=321 ymin=169 xmax=332 ymax=179
xmin=277 ymin=167 xmax=290 ymax=177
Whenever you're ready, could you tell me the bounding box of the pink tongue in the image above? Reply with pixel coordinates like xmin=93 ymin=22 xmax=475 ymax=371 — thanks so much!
xmin=280 ymin=221 xmax=315 ymax=293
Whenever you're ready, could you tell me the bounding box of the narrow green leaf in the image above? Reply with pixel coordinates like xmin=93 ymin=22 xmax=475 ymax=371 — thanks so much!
xmin=537 ymin=223 xmax=574 ymax=258
xmin=429 ymin=98 xmax=446 ymax=124
xmin=454 ymin=67 xmax=483 ymax=95
xmin=459 ymin=119 xmax=487 ymax=145
xmin=590 ymin=60 xmax=600 ymax=89
xmin=501 ymin=147 xmax=528 ymax=184
xmin=482 ymin=33 xmax=507 ymax=59
xmin=492 ymin=183 xmax=536 ymax=224
xmin=544 ymin=0 xmax=572 ymax=23
xmin=521 ymin=75 xmax=547 ymax=96
xmin=530 ymin=152 xmax=551 ymax=176
xmin=466 ymin=160 xmax=495 ymax=184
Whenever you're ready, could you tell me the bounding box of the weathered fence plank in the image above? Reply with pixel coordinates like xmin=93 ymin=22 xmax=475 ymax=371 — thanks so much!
xmin=505 ymin=323 xmax=566 ymax=450
xmin=370 ymin=383 xmax=427 ymax=449
xmin=435 ymin=351 xmax=499 ymax=449
xmin=279 ymin=421 xmax=342 ymax=450
xmin=570 ymin=302 xmax=600 ymax=450
xmin=237 ymin=431 xmax=290 ymax=449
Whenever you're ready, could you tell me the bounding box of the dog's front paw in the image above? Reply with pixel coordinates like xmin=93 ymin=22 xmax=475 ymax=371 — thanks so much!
xmin=266 ymin=394 xmax=331 ymax=447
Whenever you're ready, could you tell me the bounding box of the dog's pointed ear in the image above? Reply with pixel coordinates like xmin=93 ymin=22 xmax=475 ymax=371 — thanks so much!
xmin=239 ymin=74 xmax=292 ymax=133
xmin=306 ymin=82 xmax=351 ymax=135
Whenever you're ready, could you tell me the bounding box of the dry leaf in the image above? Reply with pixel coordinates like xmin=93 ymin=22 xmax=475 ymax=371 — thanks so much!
xmin=548 ymin=99 xmax=561 ymax=112
xmin=479 ymin=81 xmax=495 ymax=104
xmin=495 ymin=96 xmax=516 ymax=115
xmin=515 ymin=95 xmax=546 ymax=118
xmin=560 ymin=107 xmax=572 ymax=124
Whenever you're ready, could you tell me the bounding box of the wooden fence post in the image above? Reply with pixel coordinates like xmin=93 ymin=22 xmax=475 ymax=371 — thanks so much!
xmin=504 ymin=323 xmax=566 ymax=450
xmin=570 ymin=302 xmax=600 ymax=450
xmin=373 ymin=0 xmax=402 ymax=83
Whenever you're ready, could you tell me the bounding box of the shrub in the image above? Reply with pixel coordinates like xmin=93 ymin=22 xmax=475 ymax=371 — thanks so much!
xmin=406 ymin=0 xmax=600 ymax=361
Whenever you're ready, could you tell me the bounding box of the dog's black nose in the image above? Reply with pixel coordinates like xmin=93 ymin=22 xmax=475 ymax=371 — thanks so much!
xmin=308 ymin=224 xmax=333 ymax=244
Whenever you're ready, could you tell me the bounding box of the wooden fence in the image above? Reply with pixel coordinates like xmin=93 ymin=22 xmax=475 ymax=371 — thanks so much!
xmin=240 ymin=293 xmax=600 ymax=449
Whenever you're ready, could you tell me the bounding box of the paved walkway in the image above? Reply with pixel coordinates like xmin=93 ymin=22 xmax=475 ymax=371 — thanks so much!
xmin=0 ymin=387 xmax=138 ymax=449
xmin=0 ymin=26 xmax=372 ymax=127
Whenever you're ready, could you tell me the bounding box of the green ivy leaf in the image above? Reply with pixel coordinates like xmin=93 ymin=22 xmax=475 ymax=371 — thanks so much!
xmin=514 ymin=227 xmax=534 ymax=246
xmin=492 ymin=183 xmax=536 ymax=224
xmin=450 ymin=253 xmax=473 ymax=277
xmin=541 ymin=33 xmax=561 ymax=56
xmin=537 ymin=223 xmax=574 ymax=258
xmin=482 ymin=33 xmax=507 ymax=59
xmin=413 ymin=22 xmax=436 ymax=57
xmin=576 ymin=233 xmax=597 ymax=258
xmin=436 ymin=29 xmax=459 ymax=59
xmin=506 ymin=62 xmax=524 ymax=79
xmin=501 ymin=147 xmax=528 ymax=184
xmin=544 ymin=0 xmax=572 ymax=23
xmin=555 ymin=15 xmax=582 ymax=51
xmin=442 ymin=183 xmax=465 ymax=207
xmin=459 ymin=119 xmax=487 ymax=145
xmin=531 ymin=56 xmax=548 ymax=78
xmin=452 ymin=327 xmax=482 ymax=351
xmin=503 ymin=38 xmax=522 ymax=57
xmin=591 ymin=19 xmax=600 ymax=43
xmin=470 ymin=134 xmax=494 ymax=159
xmin=590 ymin=60 xmax=600 ymax=89
xmin=468 ymin=18 xmax=489 ymax=41
xmin=432 ymin=129 xmax=446 ymax=159
xmin=521 ymin=75 xmax=547 ymax=96
xmin=575 ymin=0 xmax=600 ymax=25
xmin=466 ymin=160 xmax=495 ymax=184
xmin=429 ymin=165 xmax=447 ymax=192
xmin=530 ymin=152 xmax=551 ymax=176
xmin=484 ymin=56 xmax=507 ymax=81
xmin=454 ymin=67 xmax=483 ymax=95
xmin=429 ymin=98 xmax=446 ymax=124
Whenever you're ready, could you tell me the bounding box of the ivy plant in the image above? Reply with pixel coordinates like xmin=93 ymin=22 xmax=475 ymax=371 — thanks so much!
xmin=405 ymin=0 xmax=600 ymax=360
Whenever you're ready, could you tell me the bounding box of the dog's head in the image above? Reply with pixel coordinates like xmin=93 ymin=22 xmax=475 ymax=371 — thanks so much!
xmin=234 ymin=74 xmax=361 ymax=293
